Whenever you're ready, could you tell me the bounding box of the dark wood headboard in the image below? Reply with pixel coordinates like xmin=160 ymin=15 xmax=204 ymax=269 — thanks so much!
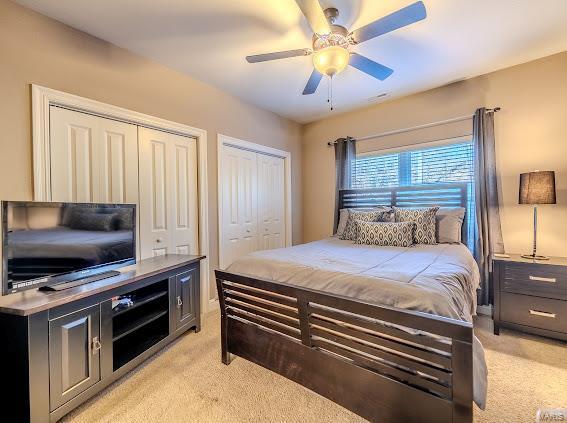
xmin=337 ymin=183 xmax=470 ymax=246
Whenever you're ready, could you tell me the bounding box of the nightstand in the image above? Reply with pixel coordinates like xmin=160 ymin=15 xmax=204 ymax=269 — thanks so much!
xmin=492 ymin=254 xmax=567 ymax=341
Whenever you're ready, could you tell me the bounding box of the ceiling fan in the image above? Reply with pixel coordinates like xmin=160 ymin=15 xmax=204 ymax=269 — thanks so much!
xmin=246 ymin=0 xmax=427 ymax=96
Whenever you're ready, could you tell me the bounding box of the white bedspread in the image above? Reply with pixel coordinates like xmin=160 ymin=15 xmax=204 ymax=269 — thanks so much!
xmin=227 ymin=237 xmax=488 ymax=409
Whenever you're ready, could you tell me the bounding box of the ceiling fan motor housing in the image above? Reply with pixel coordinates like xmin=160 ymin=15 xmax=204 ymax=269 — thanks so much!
xmin=312 ymin=25 xmax=349 ymax=51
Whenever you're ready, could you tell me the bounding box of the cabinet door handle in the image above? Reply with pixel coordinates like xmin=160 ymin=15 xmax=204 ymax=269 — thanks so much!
xmin=177 ymin=296 xmax=183 ymax=308
xmin=529 ymin=309 xmax=556 ymax=318
xmin=92 ymin=336 xmax=102 ymax=354
xmin=529 ymin=275 xmax=556 ymax=283
xmin=179 ymin=277 xmax=190 ymax=283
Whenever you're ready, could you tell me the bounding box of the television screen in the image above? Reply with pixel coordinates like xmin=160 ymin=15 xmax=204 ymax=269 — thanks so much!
xmin=2 ymin=202 xmax=136 ymax=294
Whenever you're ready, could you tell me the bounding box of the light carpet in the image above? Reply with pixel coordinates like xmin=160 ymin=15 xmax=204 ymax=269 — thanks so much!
xmin=63 ymin=312 xmax=567 ymax=423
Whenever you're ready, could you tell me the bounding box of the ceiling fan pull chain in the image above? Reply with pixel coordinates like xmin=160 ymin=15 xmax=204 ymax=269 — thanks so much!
xmin=330 ymin=75 xmax=334 ymax=111
xmin=327 ymin=76 xmax=331 ymax=107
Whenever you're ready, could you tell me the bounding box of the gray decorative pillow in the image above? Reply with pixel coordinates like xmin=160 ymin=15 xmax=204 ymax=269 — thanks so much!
xmin=61 ymin=206 xmax=97 ymax=226
xmin=394 ymin=207 xmax=439 ymax=245
xmin=340 ymin=208 xmax=391 ymax=241
xmin=436 ymin=207 xmax=465 ymax=244
xmin=355 ymin=221 xmax=415 ymax=247
xmin=68 ymin=211 xmax=116 ymax=232
xmin=113 ymin=208 xmax=134 ymax=230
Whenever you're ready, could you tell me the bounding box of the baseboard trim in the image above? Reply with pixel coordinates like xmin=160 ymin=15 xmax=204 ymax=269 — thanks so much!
xmin=476 ymin=304 xmax=493 ymax=316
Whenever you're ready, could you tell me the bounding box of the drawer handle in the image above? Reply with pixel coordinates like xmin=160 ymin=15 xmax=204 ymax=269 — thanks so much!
xmin=529 ymin=309 xmax=556 ymax=318
xmin=180 ymin=277 xmax=190 ymax=283
xmin=529 ymin=275 xmax=556 ymax=283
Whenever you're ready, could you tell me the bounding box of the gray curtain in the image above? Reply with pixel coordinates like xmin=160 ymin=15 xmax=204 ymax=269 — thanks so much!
xmin=473 ymin=108 xmax=505 ymax=305
xmin=334 ymin=137 xmax=357 ymax=230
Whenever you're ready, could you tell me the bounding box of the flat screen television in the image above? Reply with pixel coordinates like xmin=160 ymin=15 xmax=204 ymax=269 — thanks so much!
xmin=2 ymin=201 xmax=136 ymax=295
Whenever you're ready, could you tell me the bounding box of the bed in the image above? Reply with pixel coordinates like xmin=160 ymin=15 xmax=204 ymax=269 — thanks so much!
xmin=215 ymin=183 xmax=484 ymax=422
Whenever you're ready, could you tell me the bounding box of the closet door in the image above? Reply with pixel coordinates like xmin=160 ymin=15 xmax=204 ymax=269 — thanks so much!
xmin=49 ymin=107 xmax=138 ymax=204
xmin=257 ymin=154 xmax=285 ymax=250
xmin=219 ymin=146 xmax=258 ymax=268
xmin=138 ymin=127 xmax=198 ymax=259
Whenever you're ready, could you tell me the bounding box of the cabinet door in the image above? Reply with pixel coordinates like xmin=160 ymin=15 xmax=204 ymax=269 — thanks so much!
xmin=138 ymin=127 xmax=199 ymax=259
xmin=49 ymin=106 xmax=138 ymax=204
xmin=175 ymin=268 xmax=198 ymax=329
xmin=49 ymin=305 xmax=101 ymax=411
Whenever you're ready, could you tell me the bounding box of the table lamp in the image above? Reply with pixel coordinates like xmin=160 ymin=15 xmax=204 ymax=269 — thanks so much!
xmin=519 ymin=170 xmax=556 ymax=260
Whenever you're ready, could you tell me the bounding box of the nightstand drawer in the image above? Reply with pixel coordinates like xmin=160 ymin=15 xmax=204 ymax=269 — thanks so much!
xmin=501 ymin=293 xmax=567 ymax=333
xmin=502 ymin=263 xmax=567 ymax=300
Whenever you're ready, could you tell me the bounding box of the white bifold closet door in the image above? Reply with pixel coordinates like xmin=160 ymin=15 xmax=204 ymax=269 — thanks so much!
xmin=49 ymin=107 xmax=199 ymax=261
xmin=138 ymin=127 xmax=199 ymax=259
xmin=257 ymin=154 xmax=285 ymax=250
xmin=49 ymin=106 xmax=138 ymax=204
xmin=220 ymin=145 xmax=285 ymax=268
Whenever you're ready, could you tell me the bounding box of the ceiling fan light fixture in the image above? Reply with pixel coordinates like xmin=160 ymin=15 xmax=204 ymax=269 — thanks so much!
xmin=312 ymin=46 xmax=349 ymax=77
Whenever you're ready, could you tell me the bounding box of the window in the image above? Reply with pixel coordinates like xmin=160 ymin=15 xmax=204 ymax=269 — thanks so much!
xmin=352 ymin=141 xmax=475 ymax=247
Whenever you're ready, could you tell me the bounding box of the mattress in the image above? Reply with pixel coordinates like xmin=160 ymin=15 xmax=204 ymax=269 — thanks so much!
xmin=227 ymin=237 xmax=488 ymax=409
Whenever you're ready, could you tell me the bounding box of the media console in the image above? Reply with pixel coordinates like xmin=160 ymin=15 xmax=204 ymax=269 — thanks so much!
xmin=0 ymin=254 xmax=204 ymax=423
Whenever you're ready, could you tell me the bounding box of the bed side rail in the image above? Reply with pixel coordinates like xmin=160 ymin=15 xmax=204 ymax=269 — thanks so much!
xmin=215 ymin=270 xmax=473 ymax=423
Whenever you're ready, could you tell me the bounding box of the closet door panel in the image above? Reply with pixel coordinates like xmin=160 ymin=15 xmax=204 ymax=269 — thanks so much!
xmin=220 ymin=146 xmax=258 ymax=268
xmin=239 ymin=151 xmax=258 ymax=239
xmin=139 ymin=128 xmax=199 ymax=259
xmin=49 ymin=106 xmax=137 ymax=204
xmin=272 ymin=157 xmax=285 ymax=248
xmin=139 ymin=128 xmax=170 ymax=258
xmin=50 ymin=107 xmax=97 ymax=202
xmin=257 ymin=155 xmax=285 ymax=250
xmin=170 ymin=134 xmax=199 ymax=256
xmin=99 ymin=122 xmax=138 ymax=204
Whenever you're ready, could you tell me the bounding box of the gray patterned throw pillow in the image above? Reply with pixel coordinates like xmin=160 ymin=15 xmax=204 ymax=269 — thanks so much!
xmin=355 ymin=221 xmax=415 ymax=247
xmin=394 ymin=207 xmax=439 ymax=245
xmin=340 ymin=209 xmax=391 ymax=241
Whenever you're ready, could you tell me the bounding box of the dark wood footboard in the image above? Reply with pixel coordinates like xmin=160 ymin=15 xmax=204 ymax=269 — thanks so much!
xmin=216 ymin=270 xmax=473 ymax=423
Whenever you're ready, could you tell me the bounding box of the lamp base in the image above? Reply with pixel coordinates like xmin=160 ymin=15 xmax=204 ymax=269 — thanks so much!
xmin=521 ymin=254 xmax=549 ymax=260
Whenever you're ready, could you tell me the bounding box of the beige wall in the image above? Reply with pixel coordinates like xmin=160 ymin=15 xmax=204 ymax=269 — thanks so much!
xmin=302 ymin=52 xmax=567 ymax=258
xmin=0 ymin=0 xmax=303 ymax=297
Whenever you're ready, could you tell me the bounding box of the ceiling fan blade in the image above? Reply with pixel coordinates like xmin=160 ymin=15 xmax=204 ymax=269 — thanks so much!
xmin=302 ymin=69 xmax=323 ymax=95
xmin=349 ymin=53 xmax=393 ymax=81
xmin=294 ymin=0 xmax=331 ymax=35
xmin=246 ymin=48 xmax=311 ymax=63
xmin=350 ymin=1 xmax=426 ymax=44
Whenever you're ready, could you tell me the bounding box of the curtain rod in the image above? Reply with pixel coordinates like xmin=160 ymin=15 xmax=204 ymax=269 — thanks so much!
xmin=327 ymin=107 xmax=501 ymax=146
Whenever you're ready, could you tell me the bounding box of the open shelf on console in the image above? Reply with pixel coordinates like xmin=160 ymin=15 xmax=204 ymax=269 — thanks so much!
xmin=113 ymin=290 xmax=168 ymax=317
xmin=113 ymin=308 xmax=168 ymax=342
xmin=111 ymin=279 xmax=170 ymax=371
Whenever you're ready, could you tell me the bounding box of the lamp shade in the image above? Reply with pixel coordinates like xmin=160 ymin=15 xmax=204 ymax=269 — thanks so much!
xmin=519 ymin=171 xmax=556 ymax=204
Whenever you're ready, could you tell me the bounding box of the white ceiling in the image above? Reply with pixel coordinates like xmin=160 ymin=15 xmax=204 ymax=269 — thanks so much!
xmin=16 ymin=0 xmax=567 ymax=123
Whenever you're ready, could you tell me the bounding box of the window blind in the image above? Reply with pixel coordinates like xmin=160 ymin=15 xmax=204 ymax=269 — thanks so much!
xmin=352 ymin=141 xmax=476 ymax=247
